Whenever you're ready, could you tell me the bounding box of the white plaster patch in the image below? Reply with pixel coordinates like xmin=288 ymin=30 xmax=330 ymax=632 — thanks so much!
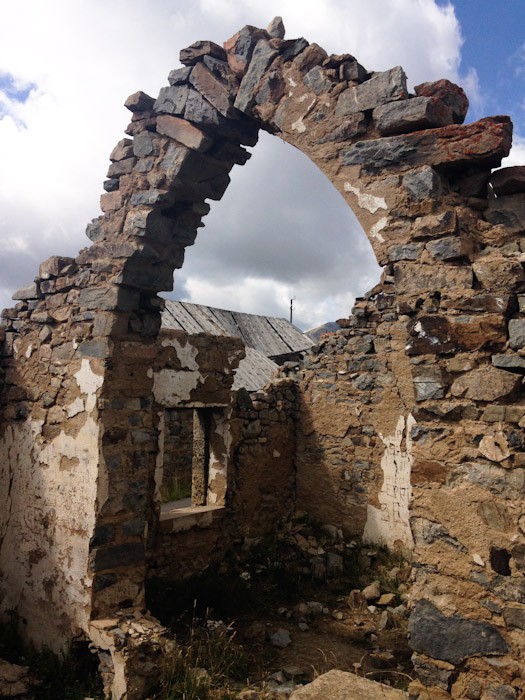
xmin=161 ymin=336 xmax=199 ymax=370
xmin=344 ymin=182 xmax=387 ymax=214
xmin=369 ymin=217 xmax=388 ymax=243
xmin=0 ymin=358 xmax=105 ymax=649
xmin=67 ymin=397 xmax=85 ymax=418
xmin=363 ymin=414 xmax=415 ymax=551
xmin=292 ymin=117 xmax=306 ymax=133
xmin=288 ymin=77 xmax=297 ymax=87
xmin=153 ymin=368 xmax=201 ymax=405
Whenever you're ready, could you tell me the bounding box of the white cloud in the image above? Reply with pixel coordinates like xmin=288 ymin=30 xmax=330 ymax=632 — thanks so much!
xmin=0 ymin=0 xmax=512 ymax=327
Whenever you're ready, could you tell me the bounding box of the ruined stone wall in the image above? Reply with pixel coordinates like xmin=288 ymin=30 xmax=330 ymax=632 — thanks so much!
xmin=147 ymin=378 xmax=296 ymax=581
xmin=1 ymin=15 xmax=525 ymax=698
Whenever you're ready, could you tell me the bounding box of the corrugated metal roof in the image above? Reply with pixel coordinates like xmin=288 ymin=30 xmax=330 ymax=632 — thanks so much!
xmin=162 ymin=301 xmax=313 ymax=357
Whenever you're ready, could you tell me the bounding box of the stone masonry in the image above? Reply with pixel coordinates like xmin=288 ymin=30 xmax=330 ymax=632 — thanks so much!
xmin=1 ymin=15 xmax=525 ymax=699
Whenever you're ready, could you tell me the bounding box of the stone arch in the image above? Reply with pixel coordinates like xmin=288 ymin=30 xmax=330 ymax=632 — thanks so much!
xmin=2 ymin=16 xmax=525 ymax=699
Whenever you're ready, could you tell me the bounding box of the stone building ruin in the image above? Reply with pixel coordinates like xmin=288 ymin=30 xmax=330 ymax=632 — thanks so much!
xmin=1 ymin=15 xmax=525 ymax=699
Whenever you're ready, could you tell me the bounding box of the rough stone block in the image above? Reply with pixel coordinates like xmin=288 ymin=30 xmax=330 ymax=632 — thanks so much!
xmin=508 ymin=319 xmax=525 ymax=349
xmin=339 ymin=59 xmax=367 ymax=82
xmin=279 ymin=37 xmax=309 ymax=62
xmin=109 ymin=138 xmax=134 ymax=162
xmin=107 ymin=157 xmax=135 ymax=178
xmin=90 ymin=543 xmax=145 ymax=572
xmin=78 ymin=286 xmax=139 ymax=311
xmin=426 ymin=235 xmax=467 ymax=261
xmin=485 ymin=193 xmax=525 ymax=234
xmin=336 ymin=66 xmax=407 ymax=116
xmin=133 ymin=131 xmax=160 ymax=157
xmin=492 ymin=353 xmax=525 ymax=371
xmin=267 ymin=16 xmax=285 ymax=39
xmin=451 ymin=366 xmax=520 ymax=401
xmin=124 ymin=91 xmax=155 ymax=113
xmin=489 ymin=166 xmax=525 ymax=196
xmin=393 ymin=262 xmax=472 ymax=294
xmin=503 ymin=604 xmax=525 ymax=630
xmin=156 ymin=114 xmax=213 ymax=152
xmin=303 ymin=66 xmax=332 ymax=95
xmin=224 ymin=25 xmax=269 ymax=77
xmin=12 ymin=283 xmax=40 ymax=301
xmin=374 ymin=96 xmax=453 ymax=136
xmin=180 ymin=40 xmax=226 ymax=66
xmin=409 ymin=599 xmax=508 ymax=664
xmin=386 ymin=243 xmax=423 ymax=262
xmin=168 ymin=66 xmax=192 ymax=86
xmin=290 ymin=669 xmax=406 ymax=699
xmin=472 ymin=256 xmax=525 ymax=292
xmin=414 ymin=78 xmax=469 ymax=124
xmin=189 ymin=62 xmax=238 ymax=119
xmin=100 ymin=191 xmax=124 ymax=213
xmin=154 ymin=85 xmax=190 ymax=116
xmin=235 ymin=39 xmax=278 ymax=113
xmin=402 ymin=166 xmax=442 ymax=200
xmin=183 ymin=89 xmax=259 ymax=146
xmin=412 ymin=366 xmax=445 ymax=401
xmin=341 ymin=116 xmax=512 ymax=173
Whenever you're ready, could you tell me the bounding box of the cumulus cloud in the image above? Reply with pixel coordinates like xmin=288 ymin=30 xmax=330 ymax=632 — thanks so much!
xmin=0 ymin=0 xmax=511 ymax=329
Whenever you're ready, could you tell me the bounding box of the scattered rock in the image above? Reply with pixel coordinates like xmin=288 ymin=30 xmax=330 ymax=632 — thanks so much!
xmin=362 ymin=580 xmax=381 ymax=601
xmin=270 ymin=628 xmax=291 ymax=648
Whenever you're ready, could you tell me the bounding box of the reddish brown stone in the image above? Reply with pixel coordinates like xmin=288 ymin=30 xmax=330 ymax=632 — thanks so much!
xmin=411 ymin=460 xmax=448 ymax=485
xmin=124 ymin=91 xmax=155 ymax=113
xmin=414 ymin=78 xmax=469 ymax=124
xmin=156 ymin=114 xmax=213 ymax=152
xmin=189 ymin=62 xmax=237 ymax=118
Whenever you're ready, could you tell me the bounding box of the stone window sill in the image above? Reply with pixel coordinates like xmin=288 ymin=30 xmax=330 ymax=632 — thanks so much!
xmin=159 ymin=499 xmax=225 ymax=533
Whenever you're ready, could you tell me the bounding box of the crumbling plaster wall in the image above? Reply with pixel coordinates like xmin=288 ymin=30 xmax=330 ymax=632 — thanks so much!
xmin=0 ymin=15 xmax=524 ymax=698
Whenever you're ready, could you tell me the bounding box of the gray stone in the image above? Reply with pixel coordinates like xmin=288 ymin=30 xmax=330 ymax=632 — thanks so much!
xmin=107 ymin=157 xmax=135 ymax=177
xmin=339 ymin=59 xmax=368 ymax=83
xmin=485 ymin=685 xmax=517 ymax=700
xmin=386 ymin=243 xmax=422 ymax=262
xmin=403 ymin=166 xmax=442 ymax=200
xmin=341 ymin=135 xmax=416 ymax=170
xmin=426 ymin=235 xmax=465 ymax=261
xmin=270 ymin=628 xmax=291 ymax=648
xmin=77 ymin=339 xmax=111 ymax=359
xmin=267 ymin=16 xmax=285 ymax=39
xmin=489 ymin=166 xmax=525 ymax=196
xmin=184 ymin=89 xmax=259 ymax=146
xmin=492 ymin=354 xmax=525 ymax=372
xmin=408 ymin=599 xmax=509 ymax=664
xmin=336 ymin=66 xmax=407 ymax=116
xmin=78 ymin=286 xmax=139 ymax=312
xmin=503 ymin=604 xmax=525 ymax=630
xmin=12 ymin=283 xmax=40 ymax=300
xmin=411 ymin=655 xmax=454 ymax=691
xmin=179 ymin=40 xmax=226 ymax=66
xmin=235 ymin=40 xmax=278 ymax=113
xmin=412 ymin=367 xmax=445 ymax=402
xmin=103 ymin=178 xmax=119 ymax=192
xmin=133 ymin=131 xmax=160 ymax=157
xmin=485 ymin=193 xmax=525 ymax=234
xmin=90 ymin=542 xmax=145 ymax=571
xmin=168 ymin=66 xmax=192 ymax=86
xmin=451 ymin=366 xmax=520 ymax=401
xmin=374 ymin=95 xmax=453 ymax=136
xmin=130 ymin=190 xmax=173 ymax=206
xmin=280 ymin=37 xmax=309 ymax=62
xmin=154 ymin=85 xmax=190 ymax=116
xmin=189 ymin=62 xmax=237 ymax=119
xmin=304 ymin=66 xmax=332 ymax=95
xmin=508 ymin=319 xmax=525 ymax=349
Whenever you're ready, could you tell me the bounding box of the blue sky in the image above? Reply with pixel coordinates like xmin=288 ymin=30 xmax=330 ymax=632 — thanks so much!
xmin=0 ymin=0 xmax=523 ymax=329
xmin=453 ymin=1 xmax=525 ymax=132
